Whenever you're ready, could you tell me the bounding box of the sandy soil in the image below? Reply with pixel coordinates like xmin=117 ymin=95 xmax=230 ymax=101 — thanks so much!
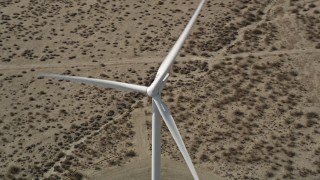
xmin=0 ymin=0 xmax=320 ymax=179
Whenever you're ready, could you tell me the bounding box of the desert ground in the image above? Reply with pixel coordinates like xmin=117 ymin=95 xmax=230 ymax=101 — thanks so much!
xmin=0 ymin=0 xmax=320 ymax=179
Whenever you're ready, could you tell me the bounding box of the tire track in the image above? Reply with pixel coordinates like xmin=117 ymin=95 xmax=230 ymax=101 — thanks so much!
xmin=43 ymin=100 xmax=141 ymax=179
xmin=0 ymin=58 xmax=161 ymax=72
xmin=219 ymin=0 xmax=275 ymax=54
xmin=1 ymin=48 xmax=319 ymax=73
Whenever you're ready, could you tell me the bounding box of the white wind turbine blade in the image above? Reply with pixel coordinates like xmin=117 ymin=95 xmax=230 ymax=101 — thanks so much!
xmin=147 ymin=0 xmax=206 ymax=96
xmin=40 ymin=73 xmax=147 ymax=93
xmin=153 ymin=96 xmax=199 ymax=180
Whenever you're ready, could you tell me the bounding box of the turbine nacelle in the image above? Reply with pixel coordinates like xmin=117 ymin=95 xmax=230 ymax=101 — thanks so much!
xmin=146 ymin=85 xmax=159 ymax=97
xmin=147 ymin=73 xmax=170 ymax=97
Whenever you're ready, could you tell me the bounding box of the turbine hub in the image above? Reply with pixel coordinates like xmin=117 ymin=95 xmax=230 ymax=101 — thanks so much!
xmin=147 ymin=85 xmax=159 ymax=97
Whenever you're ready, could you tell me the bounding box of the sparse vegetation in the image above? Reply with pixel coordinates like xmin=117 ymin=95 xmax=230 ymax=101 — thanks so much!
xmin=1 ymin=0 xmax=319 ymax=179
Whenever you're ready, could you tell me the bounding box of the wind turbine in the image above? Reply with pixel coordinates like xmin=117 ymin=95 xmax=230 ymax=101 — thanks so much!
xmin=40 ymin=0 xmax=206 ymax=179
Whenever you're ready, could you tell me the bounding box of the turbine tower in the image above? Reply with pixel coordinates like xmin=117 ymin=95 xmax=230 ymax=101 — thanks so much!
xmin=40 ymin=0 xmax=206 ymax=179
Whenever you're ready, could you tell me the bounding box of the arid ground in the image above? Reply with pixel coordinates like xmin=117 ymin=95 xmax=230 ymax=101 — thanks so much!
xmin=0 ymin=0 xmax=319 ymax=179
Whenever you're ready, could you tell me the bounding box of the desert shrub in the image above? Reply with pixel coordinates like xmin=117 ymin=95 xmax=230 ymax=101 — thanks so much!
xmin=306 ymin=119 xmax=317 ymax=127
xmin=125 ymin=150 xmax=137 ymax=157
xmin=59 ymin=109 xmax=68 ymax=115
xmin=285 ymin=165 xmax=294 ymax=172
xmin=306 ymin=112 xmax=318 ymax=120
xmin=108 ymin=160 xmax=119 ymax=166
xmin=54 ymin=165 xmax=63 ymax=173
xmin=295 ymin=123 xmax=304 ymax=129
xmin=167 ymin=97 xmax=174 ymax=102
xmin=38 ymin=91 xmax=46 ymax=95
xmin=291 ymin=9 xmax=299 ymax=13
xmin=266 ymin=172 xmax=275 ymax=177
xmin=284 ymin=150 xmax=296 ymax=157
xmin=234 ymin=110 xmax=244 ymax=116
xmin=69 ymin=172 xmax=83 ymax=180
xmin=100 ymin=73 xmax=109 ymax=78
xmin=107 ymin=110 xmax=115 ymax=116
xmin=200 ymin=154 xmax=209 ymax=162
xmin=309 ymin=3 xmax=316 ymax=8
xmin=179 ymin=53 xmax=186 ymax=57
xmin=57 ymin=152 xmax=65 ymax=158
xmin=252 ymin=29 xmax=263 ymax=35
xmin=8 ymin=165 xmax=20 ymax=175
xmin=212 ymin=64 xmax=222 ymax=70
xmin=270 ymin=46 xmax=277 ymax=51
